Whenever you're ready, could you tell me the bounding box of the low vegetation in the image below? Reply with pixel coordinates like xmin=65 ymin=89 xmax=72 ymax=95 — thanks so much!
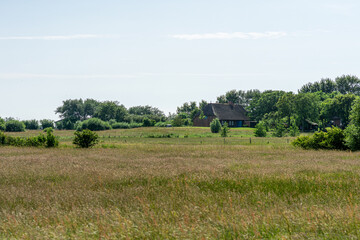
xmin=1 ymin=128 xmax=360 ymax=238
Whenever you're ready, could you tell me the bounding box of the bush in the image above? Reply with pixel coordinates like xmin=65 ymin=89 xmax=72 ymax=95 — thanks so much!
xmin=0 ymin=123 xmax=5 ymax=131
xmin=44 ymin=127 xmax=59 ymax=148
xmin=288 ymin=119 xmax=300 ymax=137
xmin=143 ymin=118 xmax=155 ymax=127
xmin=344 ymin=98 xmax=360 ymax=150
xmin=172 ymin=115 xmax=184 ymax=127
xmin=272 ymin=122 xmax=286 ymax=137
xmin=0 ymin=130 xmax=58 ymax=148
xmin=210 ymin=118 xmax=221 ymax=133
xmin=73 ymin=129 xmax=99 ymax=148
xmin=111 ymin=122 xmax=130 ymax=129
xmin=292 ymin=127 xmax=347 ymax=150
xmin=40 ymin=119 xmax=54 ymax=129
xmin=55 ymin=120 xmax=74 ymax=130
xmin=345 ymin=125 xmax=360 ymax=151
xmin=5 ymin=120 xmax=25 ymax=132
xmin=220 ymin=122 xmax=230 ymax=137
xmin=254 ymin=122 xmax=267 ymax=137
xmin=23 ymin=119 xmax=39 ymax=130
xmin=79 ymin=118 xmax=111 ymax=131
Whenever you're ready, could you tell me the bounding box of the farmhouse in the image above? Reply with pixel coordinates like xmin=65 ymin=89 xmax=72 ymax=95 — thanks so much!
xmin=193 ymin=103 xmax=251 ymax=127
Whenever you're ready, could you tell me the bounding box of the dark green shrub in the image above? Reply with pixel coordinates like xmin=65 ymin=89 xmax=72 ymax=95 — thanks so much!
xmin=292 ymin=127 xmax=347 ymax=150
xmin=221 ymin=122 xmax=230 ymax=137
xmin=254 ymin=122 xmax=267 ymax=137
xmin=111 ymin=122 xmax=130 ymax=129
xmin=272 ymin=122 xmax=286 ymax=137
xmin=55 ymin=119 xmax=74 ymax=130
xmin=345 ymin=125 xmax=360 ymax=151
xmin=44 ymin=127 xmax=59 ymax=148
xmin=142 ymin=118 xmax=155 ymax=127
xmin=0 ymin=131 xmax=6 ymax=144
xmin=80 ymin=118 xmax=111 ymax=131
xmin=288 ymin=119 xmax=300 ymax=137
xmin=40 ymin=119 xmax=54 ymax=129
xmin=172 ymin=115 xmax=184 ymax=127
xmin=23 ymin=120 xmax=39 ymax=130
xmin=5 ymin=120 xmax=25 ymax=132
xmin=73 ymin=129 xmax=99 ymax=148
xmin=0 ymin=123 xmax=5 ymax=131
xmin=210 ymin=118 xmax=221 ymax=133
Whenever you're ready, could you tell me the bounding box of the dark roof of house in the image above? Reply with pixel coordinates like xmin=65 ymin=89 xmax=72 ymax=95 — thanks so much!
xmin=203 ymin=103 xmax=250 ymax=121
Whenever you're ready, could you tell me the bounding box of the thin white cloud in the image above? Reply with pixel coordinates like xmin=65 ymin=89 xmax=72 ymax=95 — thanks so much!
xmin=0 ymin=34 xmax=108 ymax=40
xmin=0 ymin=73 xmax=137 ymax=79
xmin=172 ymin=31 xmax=287 ymax=40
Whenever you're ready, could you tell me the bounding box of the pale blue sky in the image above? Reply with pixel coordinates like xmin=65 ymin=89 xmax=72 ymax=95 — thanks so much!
xmin=1 ymin=0 xmax=360 ymax=120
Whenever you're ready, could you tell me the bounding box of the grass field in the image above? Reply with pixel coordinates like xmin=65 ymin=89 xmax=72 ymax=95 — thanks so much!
xmin=1 ymin=127 xmax=360 ymax=239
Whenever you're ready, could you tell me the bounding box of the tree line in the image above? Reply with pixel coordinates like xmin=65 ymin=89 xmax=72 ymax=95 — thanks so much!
xmin=1 ymin=74 xmax=360 ymax=132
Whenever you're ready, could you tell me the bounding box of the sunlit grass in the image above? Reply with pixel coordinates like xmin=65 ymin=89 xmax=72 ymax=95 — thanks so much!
xmin=1 ymin=127 xmax=358 ymax=238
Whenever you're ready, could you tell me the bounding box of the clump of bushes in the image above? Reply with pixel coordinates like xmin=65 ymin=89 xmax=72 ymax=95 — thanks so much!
xmin=0 ymin=118 xmax=5 ymax=131
xmin=110 ymin=121 xmax=142 ymax=129
xmin=40 ymin=119 xmax=54 ymax=129
xmin=254 ymin=122 xmax=267 ymax=137
xmin=0 ymin=128 xmax=58 ymax=147
xmin=73 ymin=129 xmax=99 ymax=148
xmin=210 ymin=118 xmax=221 ymax=133
xmin=5 ymin=120 xmax=25 ymax=132
xmin=77 ymin=118 xmax=111 ymax=131
xmin=292 ymin=127 xmax=347 ymax=150
xmin=23 ymin=119 xmax=39 ymax=130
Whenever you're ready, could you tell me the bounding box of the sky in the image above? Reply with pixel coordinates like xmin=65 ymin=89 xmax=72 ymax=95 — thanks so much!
xmin=1 ymin=0 xmax=360 ymax=120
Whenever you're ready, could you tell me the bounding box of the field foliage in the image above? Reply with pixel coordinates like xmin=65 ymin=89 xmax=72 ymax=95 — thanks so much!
xmin=0 ymin=127 xmax=359 ymax=239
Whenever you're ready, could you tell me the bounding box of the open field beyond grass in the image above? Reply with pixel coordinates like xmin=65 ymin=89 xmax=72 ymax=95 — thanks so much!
xmin=1 ymin=127 xmax=360 ymax=239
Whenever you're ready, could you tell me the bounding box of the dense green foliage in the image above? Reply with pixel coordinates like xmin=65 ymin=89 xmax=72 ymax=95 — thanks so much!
xmin=23 ymin=119 xmax=39 ymax=130
xmin=292 ymin=127 xmax=347 ymax=150
xmin=220 ymin=122 xmax=230 ymax=137
xmin=73 ymin=129 xmax=99 ymax=148
xmin=77 ymin=118 xmax=112 ymax=131
xmin=5 ymin=120 xmax=25 ymax=132
xmin=210 ymin=118 xmax=221 ymax=133
xmin=344 ymin=98 xmax=360 ymax=150
xmin=0 ymin=128 xmax=58 ymax=147
xmin=55 ymin=99 xmax=166 ymax=129
xmin=254 ymin=122 xmax=267 ymax=137
xmin=40 ymin=119 xmax=54 ymax=129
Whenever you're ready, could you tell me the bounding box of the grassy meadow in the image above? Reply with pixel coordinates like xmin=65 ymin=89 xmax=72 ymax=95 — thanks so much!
xmin=1 ymin=127 xmax=360 ymax=239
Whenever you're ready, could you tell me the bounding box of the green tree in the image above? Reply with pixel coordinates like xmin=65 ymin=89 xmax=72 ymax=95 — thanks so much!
xmin=94 ymin=101 xmax=127 ymax=122
xmin=345 ymin=97 xmax=360 ymax=150
xmin=210 ymin=118 xmax=221 ymax=133
xmin=335 ymin=75 xmax=360 ymax=95
xmin=55 ymin=99 xmax=85 ymax=124
xmin=276 ymin=92 xmax=296 ymax=126
xmin=294 ymin=93 xmax=320 ymax=131
xmin=23 ymin=120 xmax=39 ymax=130
xmin=254 ymin=122 xmax=267 ymax=137
xmin=248 ymin=90 xmax=286 ymax=121
xmin=220 ymin=122 xmax=230 ymax=137
xmin=5 ymin=120 xmax=25 ymax=132
xmin=40 ymin=119 xmax=54 ymax=129
xmin=320 ymin=94 xmax=356 ymax=127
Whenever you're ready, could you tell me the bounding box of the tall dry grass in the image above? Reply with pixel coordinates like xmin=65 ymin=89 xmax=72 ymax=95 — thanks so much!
xmin=1 ymin=129 xmax=360 ymax=238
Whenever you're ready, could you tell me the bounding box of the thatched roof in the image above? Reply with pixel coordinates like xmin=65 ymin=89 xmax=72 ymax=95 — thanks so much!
xmin=203 ymin=103 xmax=250 ymax=121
